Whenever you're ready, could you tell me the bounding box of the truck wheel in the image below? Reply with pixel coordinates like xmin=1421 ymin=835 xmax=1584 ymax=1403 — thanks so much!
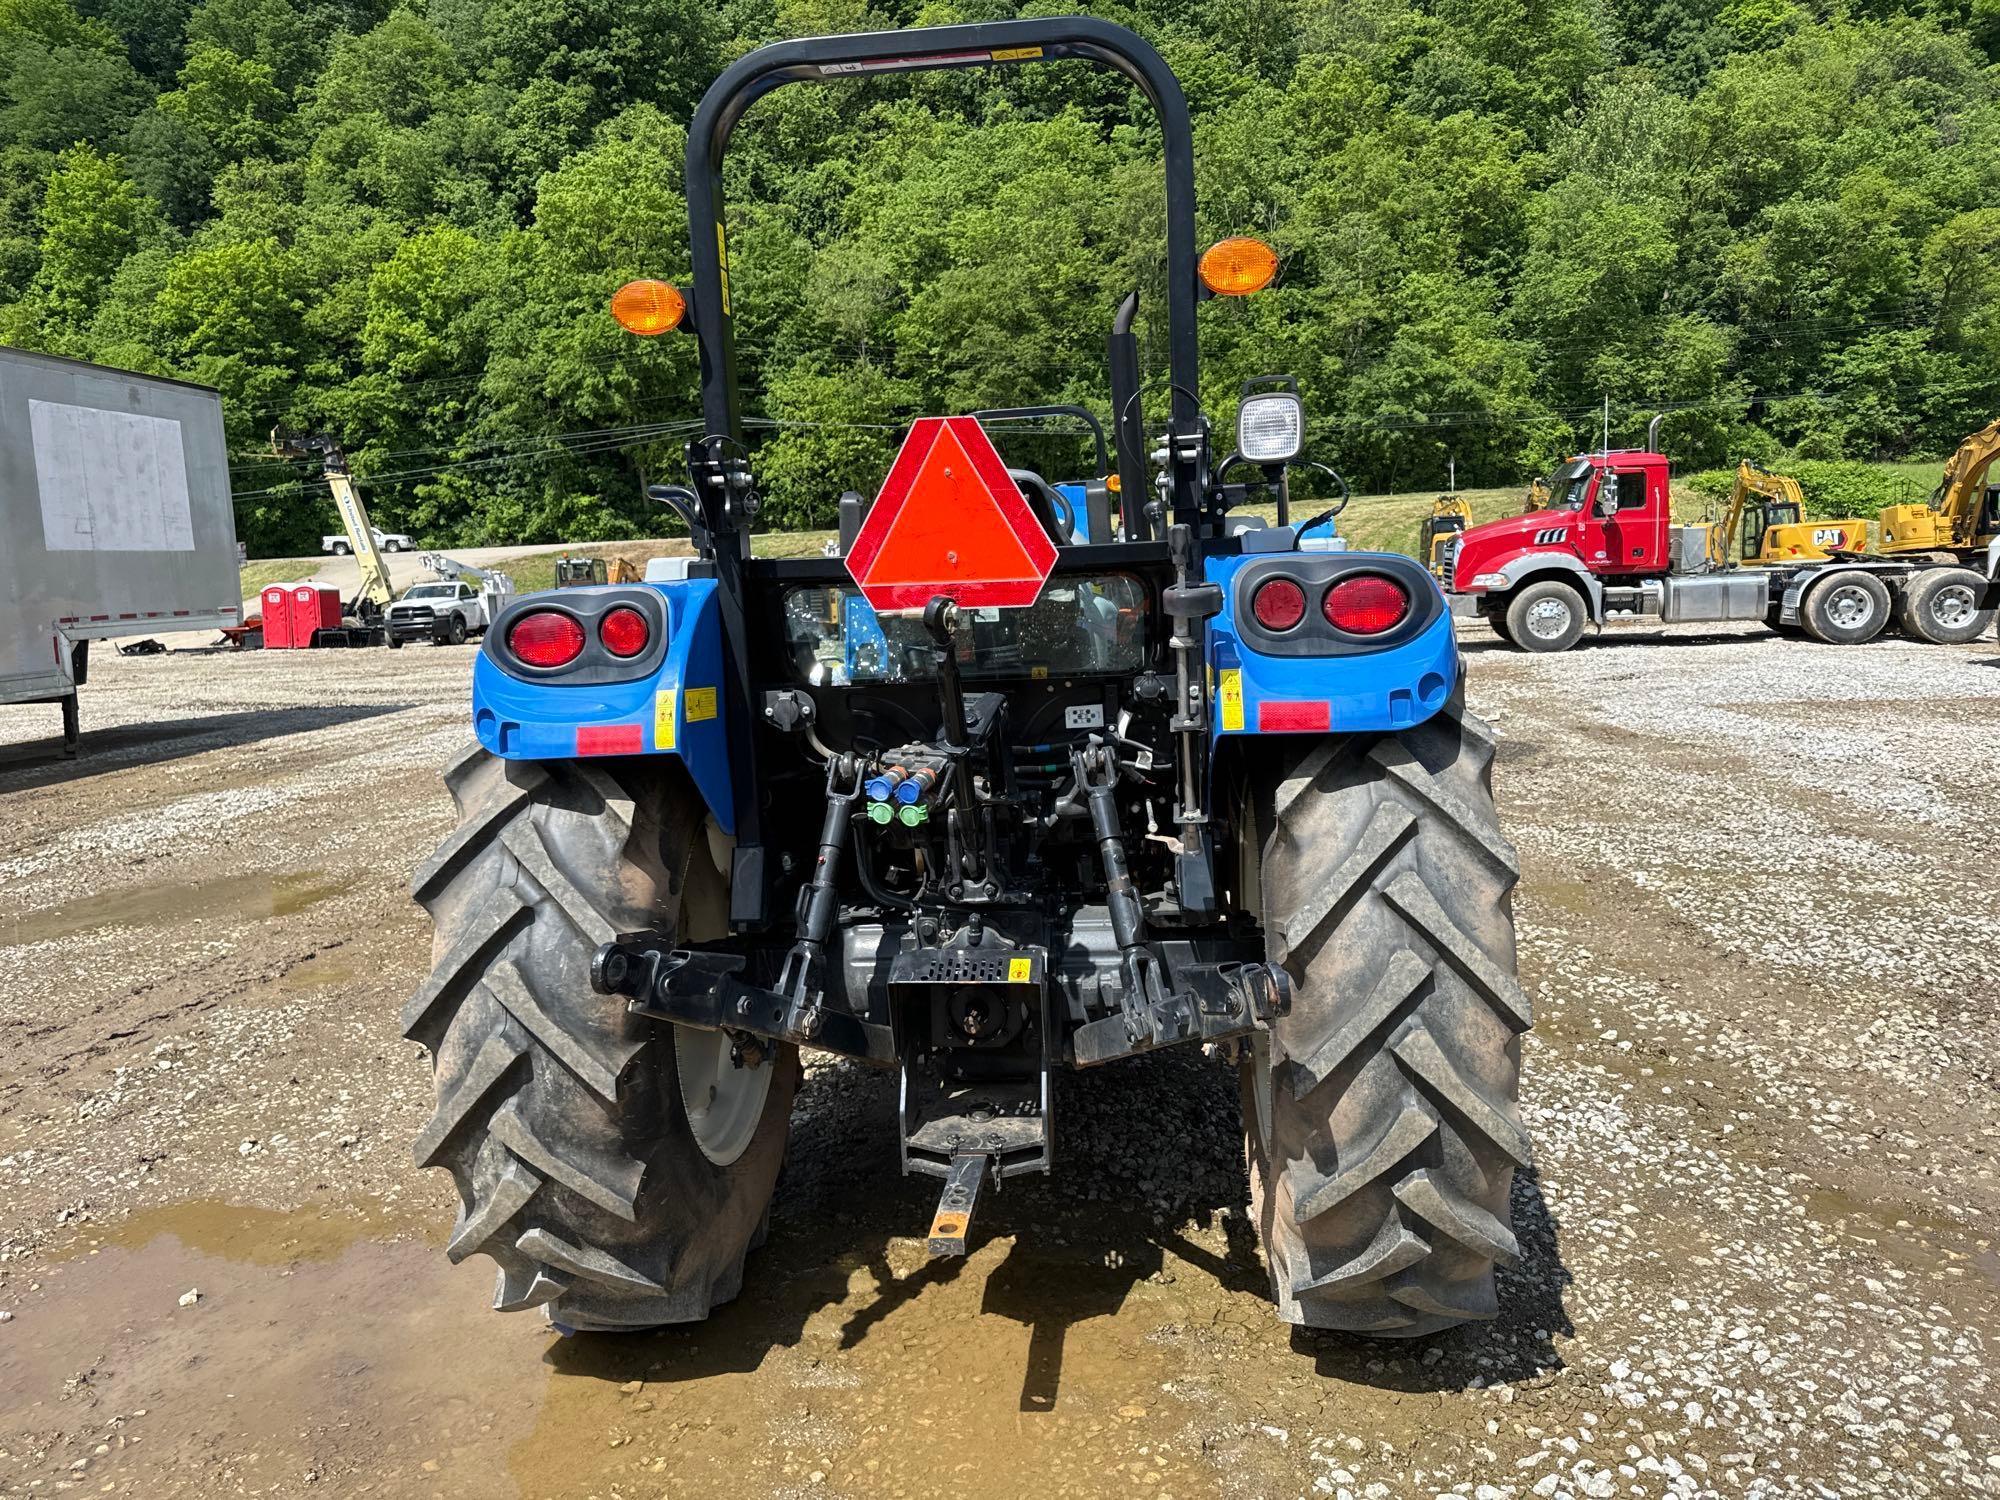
xmin=1503 ymin=581 xmax=1586 ymax=653
xmin=447 ymin=614 xmax=469 ymax=646
xmin=1895 ymin=568 xmax=1991 ymax=645
xmin=387 ymin=632 xmax=404 ymax=650
xmin=405 ymin=748 xmax=798 ymax=1332
xmin=1241 ymin=694 xmax=1530 ymax=1336
xmin=1483 ymin=610 xmax=1515 ymax=646
xmin=331 ymin=542 xmax=350 ymax=556
xmin=1802 ymin=571 xmax=1890 ymax=645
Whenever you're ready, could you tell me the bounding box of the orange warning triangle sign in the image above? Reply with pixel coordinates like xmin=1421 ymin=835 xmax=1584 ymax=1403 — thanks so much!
xmin=847 ymin=417 xmax=1058 ymax=611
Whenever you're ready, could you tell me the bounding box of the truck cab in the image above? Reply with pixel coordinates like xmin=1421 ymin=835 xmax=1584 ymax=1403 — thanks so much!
xmin=1447 ymin=449 xmax=1670 ymax=600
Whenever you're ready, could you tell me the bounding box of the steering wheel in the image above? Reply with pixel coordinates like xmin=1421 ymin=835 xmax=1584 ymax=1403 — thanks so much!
xmin=1046 ymin=485 xmax=1077 ymax=538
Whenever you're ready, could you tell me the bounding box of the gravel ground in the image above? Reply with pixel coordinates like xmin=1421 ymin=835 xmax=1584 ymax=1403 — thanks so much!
xmin=0 ymin=619 xmax=1995 ymax=1499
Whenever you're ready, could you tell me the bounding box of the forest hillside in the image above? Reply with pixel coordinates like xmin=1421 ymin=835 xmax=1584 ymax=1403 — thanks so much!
xmin=1 ymin=0 xmax=1995 ymax=551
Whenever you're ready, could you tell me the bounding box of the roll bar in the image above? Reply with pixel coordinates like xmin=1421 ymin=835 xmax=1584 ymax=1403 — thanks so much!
xmin=683 ymin=17 xmax=1202 ymax=448
xmin=680 ymin=19 xmax=1208 ymax=930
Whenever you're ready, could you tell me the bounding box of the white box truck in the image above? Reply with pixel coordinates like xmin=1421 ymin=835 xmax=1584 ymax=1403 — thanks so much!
xmin=1 ymin=347 xmax=242 ymax=754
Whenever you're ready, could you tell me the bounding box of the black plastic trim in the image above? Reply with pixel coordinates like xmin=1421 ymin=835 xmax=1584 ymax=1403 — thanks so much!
xmin=1231 ymin=554 xmax=1443 ymax=658
xmin=483 ymin=587 xmax=670 ymax=685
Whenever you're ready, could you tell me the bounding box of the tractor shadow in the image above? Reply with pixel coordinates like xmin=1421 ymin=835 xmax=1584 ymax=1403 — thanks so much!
xmin=541 ymin=1049 xmax=1571 ymax=1407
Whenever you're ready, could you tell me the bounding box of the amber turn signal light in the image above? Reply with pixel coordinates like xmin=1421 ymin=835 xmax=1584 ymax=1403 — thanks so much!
xmin=1199 ymin=237 xmax=1279 ymax=297
xmin=610 ymin=279 xmax=686 ymax=335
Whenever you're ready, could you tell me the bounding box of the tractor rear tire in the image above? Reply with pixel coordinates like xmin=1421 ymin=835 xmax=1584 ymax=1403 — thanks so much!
xmin=1895 ymin=568 xmax=1991 ymax=645
xmin=1801 ymin=570 xmax=1890 ymax=645
xmin=405 ymin=747 xmax=797 ymax=1332
xmin=1241 ymin=694 xmax=1530 ymax=1336
xmin=1502 ymin=581 xmax=1586 ymax=653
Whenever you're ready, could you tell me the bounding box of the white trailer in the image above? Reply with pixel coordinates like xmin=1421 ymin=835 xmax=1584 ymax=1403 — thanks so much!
xmin=0 ymin=347 xmax=241 ymax=754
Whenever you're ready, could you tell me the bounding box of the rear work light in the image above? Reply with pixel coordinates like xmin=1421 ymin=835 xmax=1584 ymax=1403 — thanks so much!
xmin=1251 ymin=577 xmax=1307 ymax=632
xmin=1323 ymin=575 xmax=1411 ymax=635
xmin=509 ymin=610 xmax=586 ymax=667
xmin=599 ymin=606 xmax=650 ymax=658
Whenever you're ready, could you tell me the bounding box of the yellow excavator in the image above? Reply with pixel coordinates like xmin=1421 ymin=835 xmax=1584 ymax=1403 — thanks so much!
xmin=1421 ymin=493 xmax=1471 ymax=579
xmin=1878 ymin=416 xmax=2000 ymax=561
xmin=1702 ymin=461 xmax=1870 ymax=568
xmin=1522 ymin=474 xmax=1552 ymax=513
xmin=554 ymin=553 xmax=645 ymax=587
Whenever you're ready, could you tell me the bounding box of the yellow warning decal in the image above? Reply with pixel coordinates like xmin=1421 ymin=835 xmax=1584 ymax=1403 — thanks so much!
xmin=1219 ymin=669 xmax=1245 ymax=732
xmin=992 ymin=45 xmax=1043 ymax=60
xmin=716 ymin=224 xmax=731 ymax=315
xmin=654 ymin=690 xmax=677 ymax=750
xmin=685 ymin=686 xmax=718 ymax=722
xmin=1030 ymin=664 xmax=1049 ymax=680
xmin=1008 ymin=957 xmax=1032 ymax=983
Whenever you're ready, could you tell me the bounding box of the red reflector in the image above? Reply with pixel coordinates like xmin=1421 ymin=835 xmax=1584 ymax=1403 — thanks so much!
xmin=846 ymin=416 xmax=1059 ymax=610
xmin=1251 ymin=577 xmax=1307 ymax=631
xmin=1258 ymin=701 xmax=1332 ymax=733
xmin=577 ymin=724 xmax=644 ymax=756
xmin=509 ymin=611 xmax=585 ymax=667
xmin=599 ymin=606 xmax=650 ymax=658
xmin=1323 ymin=575 xmax=1411 ymax=634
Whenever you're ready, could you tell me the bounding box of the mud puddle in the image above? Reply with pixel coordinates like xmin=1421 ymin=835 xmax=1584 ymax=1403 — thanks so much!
xmin=0 ymin=1195 xmax=1383 ymax=1500
xmin=1 ymin=871 xmax=350 ymax=947
xmin=0 ymin=1199 xmax=542 ymax=1497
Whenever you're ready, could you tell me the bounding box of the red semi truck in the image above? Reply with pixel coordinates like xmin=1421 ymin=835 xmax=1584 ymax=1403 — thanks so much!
xmin=1441 ymin=440 xmax=1992 ymax=651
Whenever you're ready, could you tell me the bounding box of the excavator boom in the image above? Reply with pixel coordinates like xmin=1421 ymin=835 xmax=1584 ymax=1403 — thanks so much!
xmin=1881 ymin=416 xmax=2000 ymax=557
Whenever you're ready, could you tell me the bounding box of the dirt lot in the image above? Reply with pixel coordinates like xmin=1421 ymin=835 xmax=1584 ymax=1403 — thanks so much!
xmin=1 ymin=623 xmax=1996 ymax=1499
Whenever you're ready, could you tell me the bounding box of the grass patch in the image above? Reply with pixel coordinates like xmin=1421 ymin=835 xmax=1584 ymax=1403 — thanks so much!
xmin=237 ymin=557 xmax=319 ymax=595
xmin=503 ymin=541 xmax=694 ymax=594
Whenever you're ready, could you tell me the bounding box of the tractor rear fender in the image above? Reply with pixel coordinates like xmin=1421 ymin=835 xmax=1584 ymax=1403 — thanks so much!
xmin=1206 ymin=551 xmax=1459 ymax=737
xmin=1486 ymin=556 xmax=1605 ymax=623
xmin=468 ymin=580 xmax=738 ymax=834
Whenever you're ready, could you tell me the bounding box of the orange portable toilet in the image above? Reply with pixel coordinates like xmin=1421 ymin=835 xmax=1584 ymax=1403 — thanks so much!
xmin=260 ymin=584 xmax=294 ymax=649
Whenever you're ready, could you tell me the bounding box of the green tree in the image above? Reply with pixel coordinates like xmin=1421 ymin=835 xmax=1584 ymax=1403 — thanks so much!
xmin=28 ymin=143 xmax=157 ymax=335
xmin=157 ymin=41 xmax=285 ymax=159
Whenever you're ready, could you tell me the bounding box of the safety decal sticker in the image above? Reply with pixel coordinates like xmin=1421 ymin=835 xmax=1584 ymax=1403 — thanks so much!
xmin=1219 ymin=668 xmax=1245 ymax=732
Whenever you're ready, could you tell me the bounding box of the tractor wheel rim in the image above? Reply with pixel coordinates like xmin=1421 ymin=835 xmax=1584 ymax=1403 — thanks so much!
xmin=1826 ymin=587 xmax=1873 ymax=628
xmin=1526 ymin=598 xmax=1571 ymax=638
xmin=1934 ymin=586 xmax=1977 ymax=629
xmin=1249 ymin=1032 xmax=1274 ymax=1152
xmin=675 ymin=1026 xmax=772 ymax=1168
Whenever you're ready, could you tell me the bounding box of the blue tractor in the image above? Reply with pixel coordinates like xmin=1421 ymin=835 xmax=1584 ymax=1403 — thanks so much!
xmin=406 ymin=16 xmax=1530 ymax=1340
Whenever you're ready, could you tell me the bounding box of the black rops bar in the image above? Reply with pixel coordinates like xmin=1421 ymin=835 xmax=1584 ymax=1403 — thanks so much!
xmin=678 ymin=17 xmax=1209 ymax=930
xmin=683 ymin=16 xmax=1203 ymax=471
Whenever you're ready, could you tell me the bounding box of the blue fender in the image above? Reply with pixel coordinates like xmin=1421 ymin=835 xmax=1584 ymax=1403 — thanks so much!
xmin=470 ymin=580 xmax=739 ymax=834
xmin=1205 ymin=551 xmax=1458 ymax=738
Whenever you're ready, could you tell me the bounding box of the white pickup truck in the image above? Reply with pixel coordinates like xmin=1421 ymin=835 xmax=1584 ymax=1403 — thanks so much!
xmin=385 ymin=579 xmax=489 ymax=646
xmin=322 ymin=526 xmax=412 ymax=555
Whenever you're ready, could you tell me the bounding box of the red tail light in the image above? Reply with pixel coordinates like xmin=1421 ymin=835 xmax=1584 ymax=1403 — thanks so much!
xmin=599 ymin=607 xmax=650 ymax=658
xmin=509 ymin=610 xmax=585 ymax=667
xmin=1251 ymin=577 xmax=1307 ymax=631
xmin=1323 ymin=575 xmax=1410 ymax=634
